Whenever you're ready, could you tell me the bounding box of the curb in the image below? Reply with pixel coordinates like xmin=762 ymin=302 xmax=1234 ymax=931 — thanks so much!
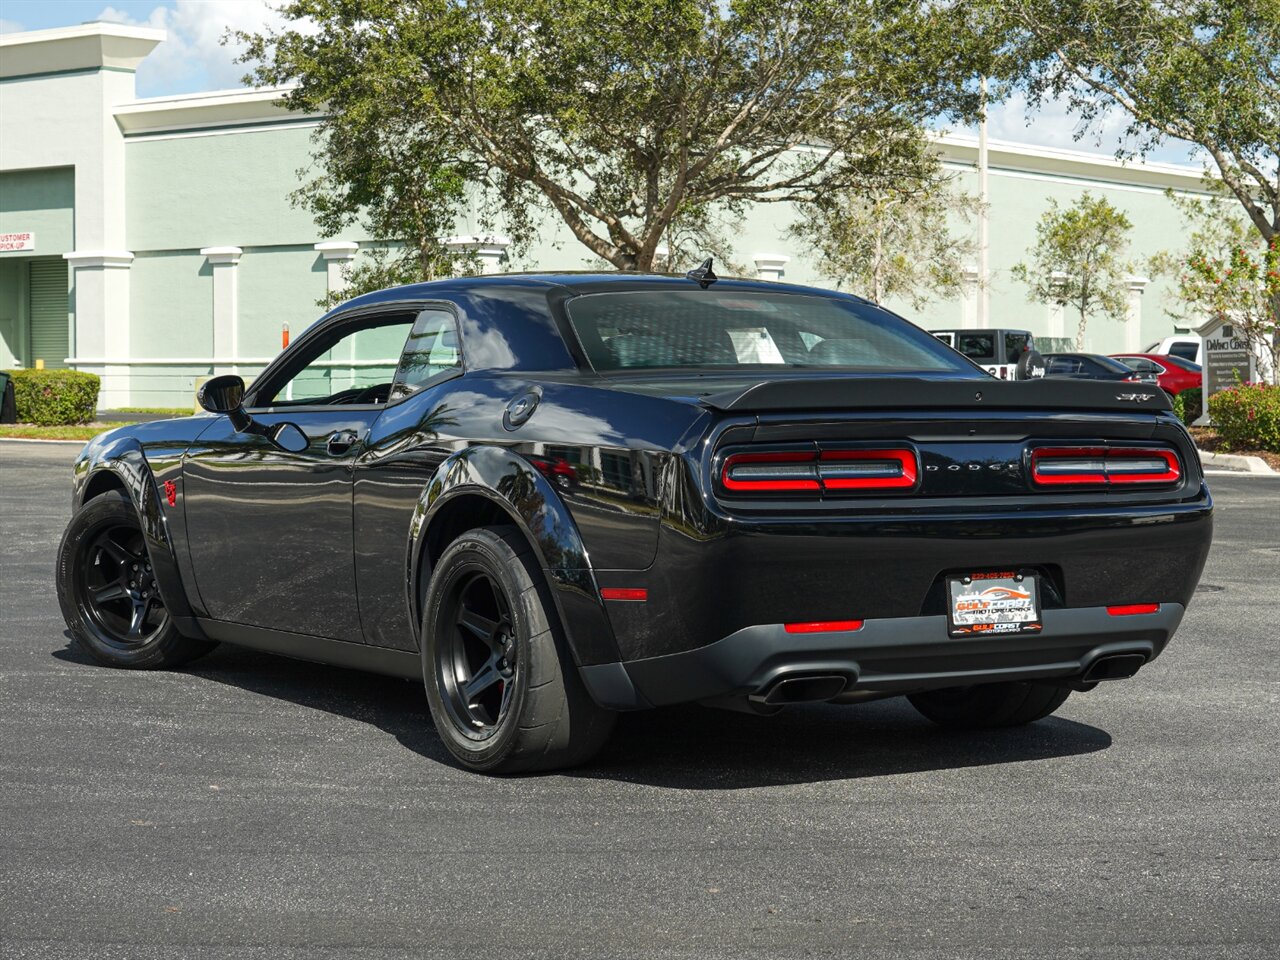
xmin=1196 ymin=447 xmax=1276 ymax=475
xmin=0 ymin=437 xmax=88 ymax=446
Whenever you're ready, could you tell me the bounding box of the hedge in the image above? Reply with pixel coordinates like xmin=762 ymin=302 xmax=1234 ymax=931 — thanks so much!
xmin=2 ymin=368 xmax=100 ymax=426
xmin=1206 ymin=382 xmax=1280 ymax=453
xmin=1171 ymin=387 xmax=1202 ymax=426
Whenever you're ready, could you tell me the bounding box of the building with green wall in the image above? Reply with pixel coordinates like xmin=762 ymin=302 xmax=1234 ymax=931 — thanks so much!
xmin=1 ymin=22 xmax=1215 ymax=409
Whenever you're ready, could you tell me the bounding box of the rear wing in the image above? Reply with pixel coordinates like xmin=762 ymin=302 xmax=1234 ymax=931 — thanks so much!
xmin=699 ymin=377 xmax=1173 ymax=414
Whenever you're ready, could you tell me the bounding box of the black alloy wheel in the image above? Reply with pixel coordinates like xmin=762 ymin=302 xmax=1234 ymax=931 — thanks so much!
xmin=76 ymin=523 xmax=169 ymax=648
xmin=421 ymin=526 xmax=616 ymax=773
xmin=56 ymin=489 xmax=217 ymax=669
xmin=437 ymin=568 xmax=519 ymax=740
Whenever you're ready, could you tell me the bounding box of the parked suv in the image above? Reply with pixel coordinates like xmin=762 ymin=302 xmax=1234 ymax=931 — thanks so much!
xmin=931 ymin=328 xmax=1045 ymax=380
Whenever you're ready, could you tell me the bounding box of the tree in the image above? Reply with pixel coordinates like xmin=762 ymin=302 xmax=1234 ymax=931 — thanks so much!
xmin=1012 ymin=193 xmax=1133 ymax=350
xmin=979 ymin=0 xmax=1280 ymax=356
xmin=788 ymin=141 xmax=979 ymax=306
xmin=1151 ymin=187 xmax=1280 ymax=382
xmin=238 ymin=0 xmax=988 ymax=274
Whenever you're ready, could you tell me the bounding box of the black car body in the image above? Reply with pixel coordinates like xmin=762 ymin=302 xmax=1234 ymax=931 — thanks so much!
xmin=59 ymin=273 xmax=1213 ymax=772
xmin=1043 ymin=352 xmax=1152 ymax=383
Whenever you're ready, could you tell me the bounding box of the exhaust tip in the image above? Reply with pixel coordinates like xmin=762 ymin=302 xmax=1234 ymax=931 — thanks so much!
xmin=1081 ymin=653 xmax=1147 ymax=683
xmin=754 ymin=674 xmax=849 ymax=705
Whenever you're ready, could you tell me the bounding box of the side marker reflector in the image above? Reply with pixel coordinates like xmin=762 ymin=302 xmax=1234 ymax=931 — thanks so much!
xmin=1107 ymin=603 xmax=1160 ymax=616
xmin=601 ymin=588 xmax=648 ymax=602
xmin=784 ymin=619 xmax=864 ymax=634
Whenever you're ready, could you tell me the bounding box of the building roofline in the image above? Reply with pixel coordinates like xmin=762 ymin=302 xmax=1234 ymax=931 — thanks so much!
xmin=0 ymin=22 xmax=165 ymax=80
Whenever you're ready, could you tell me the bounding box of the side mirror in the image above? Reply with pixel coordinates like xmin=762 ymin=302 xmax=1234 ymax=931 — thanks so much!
xmin=197 ymin=374 xmax=309 ymax=453
xmin=198 ymin=374 xmax=245 ymax=416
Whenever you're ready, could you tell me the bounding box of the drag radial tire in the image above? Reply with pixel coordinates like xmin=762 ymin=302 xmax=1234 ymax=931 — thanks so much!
xmin=56 ymin=490 xmax=217 ymax=669
xmin=908 ymin=682 xmax=1071 ymax=729
xmin=422 ymin=526 xmax=616 ymax=774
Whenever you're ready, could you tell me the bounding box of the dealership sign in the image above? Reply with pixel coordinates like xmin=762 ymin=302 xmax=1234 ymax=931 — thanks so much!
xmin=0 ymin=232 xmax=35 ymax=252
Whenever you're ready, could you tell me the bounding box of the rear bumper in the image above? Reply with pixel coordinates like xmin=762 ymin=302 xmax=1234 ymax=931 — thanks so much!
xmin=580 ymin=603 xmax=1184 ymax=710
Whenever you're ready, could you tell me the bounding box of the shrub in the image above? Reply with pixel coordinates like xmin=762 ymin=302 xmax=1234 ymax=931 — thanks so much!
xmin=1174 ymin=387 xmax=1202 ymax=426
xmin=1206 ymin=382 xmax=1280 ymax=453
xmin=2 ymin=368 xmax=100 ymax=425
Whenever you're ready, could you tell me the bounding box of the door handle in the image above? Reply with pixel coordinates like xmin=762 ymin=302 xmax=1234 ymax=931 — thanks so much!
xmin=326 ymin=429 xmax=359 ymax=456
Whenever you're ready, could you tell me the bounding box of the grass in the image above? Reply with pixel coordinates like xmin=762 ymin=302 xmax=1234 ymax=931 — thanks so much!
xmin=110 ymin=406 xmax=192 ymax=416
xmin=0 ymin=422 xmax=136 ymax=442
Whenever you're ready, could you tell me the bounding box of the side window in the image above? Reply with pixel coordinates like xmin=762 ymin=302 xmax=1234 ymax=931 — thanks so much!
xmin=1003 ymin=332 xmax=1029 ymax=364
xmin=956 ymin=333 xmax=995 ymax=362
xmin=1170 ymin=343 xmax=1198 ymax=362
xmin=389 ymin=309 xmax=462 ymax=402
xmin=258 ymin=315 xmax=415 ymax=406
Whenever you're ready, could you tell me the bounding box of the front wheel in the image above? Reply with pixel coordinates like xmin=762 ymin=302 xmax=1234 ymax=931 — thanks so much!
xmin=422 ymin=526 xmax=615 ymax=773
xmin=908 ymin=681 xmax=1071 ymax=728
xmin=56 ymin=490 xmax=217 ymax=669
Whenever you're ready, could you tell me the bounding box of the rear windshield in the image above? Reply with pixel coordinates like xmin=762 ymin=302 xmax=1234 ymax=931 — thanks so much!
xmin=565 ymin=290 xmax=974 ymax=374
xmin=1160 ymin=354 xmax=1201 ymax=372
xmin=1094 ymin=355 xmax=1139 ymax=374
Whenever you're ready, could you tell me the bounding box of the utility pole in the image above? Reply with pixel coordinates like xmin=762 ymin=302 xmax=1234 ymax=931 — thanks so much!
xmin=977 ymin=76 xmax=990 ymax=329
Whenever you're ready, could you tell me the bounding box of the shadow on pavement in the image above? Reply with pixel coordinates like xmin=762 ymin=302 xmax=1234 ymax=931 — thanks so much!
xmin=55 ymin=636 xmax=1111 ymax=789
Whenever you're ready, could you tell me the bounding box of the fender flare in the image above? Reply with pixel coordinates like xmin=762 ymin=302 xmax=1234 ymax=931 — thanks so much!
xmin=75 ymin=439 xmax=203 ymax=627
xmin=406 ymin=445 xmax=627 ymax=674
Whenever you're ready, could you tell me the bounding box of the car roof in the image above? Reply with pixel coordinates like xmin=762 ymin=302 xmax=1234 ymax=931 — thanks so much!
xmin=328 ymin=271 xmax=875 ymax=315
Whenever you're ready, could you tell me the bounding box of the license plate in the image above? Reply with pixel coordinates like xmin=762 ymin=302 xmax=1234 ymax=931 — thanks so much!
xmin=947 ymin=571 xmax=1043 ymax=637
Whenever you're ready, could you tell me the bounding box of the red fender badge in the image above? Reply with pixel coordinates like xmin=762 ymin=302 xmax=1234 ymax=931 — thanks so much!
xmin=163 ymin=480 xmax=177 ymax=507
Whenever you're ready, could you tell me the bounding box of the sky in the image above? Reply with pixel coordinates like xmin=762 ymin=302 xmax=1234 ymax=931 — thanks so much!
xmin=0 ymin=0 xmax=1202 ymax=167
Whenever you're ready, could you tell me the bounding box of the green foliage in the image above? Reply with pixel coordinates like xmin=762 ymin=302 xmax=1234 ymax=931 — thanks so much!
xmin=1011 ymin=193 xmax=1134 ymax=350
xmin=4 ymin=369 xmax=100 ymax=426
xmin=981 ymin=1 xmax=1279 ymax=270
xmin=239 ymin=0 xmax=988 ymax=273
xmin=1207 ymin=382 xmax=1280 ymax=453
xmin=1173 ymin=387 xmax=1203 ymax=426
xmin=1150 ymin=186 xmax=1280 ymax=384
xmin=788 ymin=141 xmax=979 ymax=307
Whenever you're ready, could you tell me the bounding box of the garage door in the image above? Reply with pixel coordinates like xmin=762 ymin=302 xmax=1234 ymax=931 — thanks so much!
xmin=29 ymin=259 xmax=69 ymax=369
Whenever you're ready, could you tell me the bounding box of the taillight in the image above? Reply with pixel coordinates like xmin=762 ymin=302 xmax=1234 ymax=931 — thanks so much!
xmin=1031 ymin=447 xmax=1181 ymax=486
xmin=785 ymin=619 xmax=864 ymax=633
xmin=721 ymin=448 xmax=917 ymax=494
xmin=1107 ymin=603 xmax=1160 ymax=616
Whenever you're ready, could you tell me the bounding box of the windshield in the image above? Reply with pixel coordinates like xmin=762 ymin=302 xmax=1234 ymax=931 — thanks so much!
xmin=565 ymin=290 xmax=975 ymax=375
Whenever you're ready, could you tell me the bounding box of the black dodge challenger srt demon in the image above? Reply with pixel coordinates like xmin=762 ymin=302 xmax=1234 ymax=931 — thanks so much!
xmin=57 ymin=269 xmax=1213 ymax=772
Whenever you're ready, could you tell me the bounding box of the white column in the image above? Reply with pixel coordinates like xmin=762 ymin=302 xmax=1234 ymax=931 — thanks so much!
xmin=753 ymin=253 xmax=790 ymax=282
xmin=444 ymin=234 xmax=510 ymax=274
xmin=1048 ymin=271 xmax=1069 ymax=338
xmin=62 ymin=250 xmax=133 ymax=408
xmin=1125 ymin=276 xmax=1149 ymax=352
xmin=200 ymin=247 xmax=242 ymax=375
xmin=962 ymin=266 xmax=980 ymax=327
xmin=314 ymin=240 xmax=359 ymax=296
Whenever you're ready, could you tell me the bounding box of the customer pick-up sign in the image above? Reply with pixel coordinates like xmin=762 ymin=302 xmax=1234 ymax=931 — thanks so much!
xmin=0 ymin=232 xmax=35 ymax=252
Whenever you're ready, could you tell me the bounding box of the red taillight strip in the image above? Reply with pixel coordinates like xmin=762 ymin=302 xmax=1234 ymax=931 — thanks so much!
xmin=600 ymin=587 xmax=648 ymax=602
xmin=721 ymin=451 xmax=820 ymax=492
xmin=721 ymin=448 xmax=918 ymax=494
xmin=819 ymin=449 xmax=918 ymax=489
xmin=1031 ymin=447 xmax=1181 ymax=486
xmin=1107 ymin=603 xmax=1160 ymax=616
xmin=784 ymin=619 xmax=864 ymax=634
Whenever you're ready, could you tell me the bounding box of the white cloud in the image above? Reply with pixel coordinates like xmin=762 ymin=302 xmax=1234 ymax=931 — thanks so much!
xmin=984 ymin=89 xmax=1203 ymax=167
xmin=97 ymin=0 xmax=294 ymax=96
xmin=0 ymin=18 xmax=25 ymax=33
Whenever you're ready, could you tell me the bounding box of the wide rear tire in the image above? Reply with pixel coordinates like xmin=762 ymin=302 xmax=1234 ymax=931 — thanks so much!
xmin=908 ymin=681 xmax=1071 ymax=728
xmin=422 ymin=526 xmax=616 ymax=773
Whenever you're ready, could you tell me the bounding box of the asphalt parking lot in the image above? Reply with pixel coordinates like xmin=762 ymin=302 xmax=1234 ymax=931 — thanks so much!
xmin=1 ymin=440 xmax=1277 ymax=959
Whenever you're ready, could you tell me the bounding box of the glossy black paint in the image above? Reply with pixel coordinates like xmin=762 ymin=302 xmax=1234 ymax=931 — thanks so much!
xmin=69 ymin=273 xmax=1214 ymax=711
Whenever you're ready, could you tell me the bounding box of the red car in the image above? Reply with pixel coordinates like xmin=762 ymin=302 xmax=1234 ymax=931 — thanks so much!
xmin=1111 ymin=354 xmax=1202 ymax=396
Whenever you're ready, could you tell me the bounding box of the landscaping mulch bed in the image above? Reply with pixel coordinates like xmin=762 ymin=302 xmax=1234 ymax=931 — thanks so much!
xmin=1190 ymin=427 xmax=1280 ymax=473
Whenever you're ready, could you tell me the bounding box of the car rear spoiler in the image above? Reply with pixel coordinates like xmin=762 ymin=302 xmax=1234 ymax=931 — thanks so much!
xmin=699 ymin=377 xmax=1173 ymax=413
